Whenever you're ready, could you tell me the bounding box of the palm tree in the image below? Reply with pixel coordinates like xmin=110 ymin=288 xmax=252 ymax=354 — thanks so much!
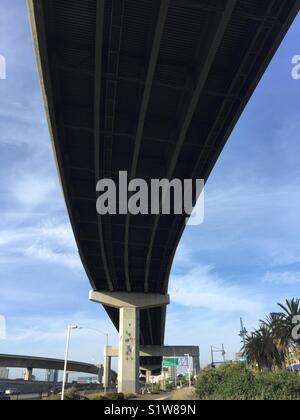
xmin=260 ymin=313 xmax=288 ymax=368
xmin=243 ymin=298 xmax=300 ymax=371
xmin=244 ymin=325 xmax=282 ymax=371
xmin=278 ymin=299 xmax=300 ymax=319
xmin=277 ymin=298 xmax=300 ymax=361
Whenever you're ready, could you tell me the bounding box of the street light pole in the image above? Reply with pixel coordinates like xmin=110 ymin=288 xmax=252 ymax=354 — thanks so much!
xmin=78 ymin=326 xmax=109 ymax=347
xmin=61 ymin=325 xmax=78 ymax=401
xmin=77 ymin=326 xmax=109 ymax=390
xmin=61 ymin=325 xmax=109 ymax=400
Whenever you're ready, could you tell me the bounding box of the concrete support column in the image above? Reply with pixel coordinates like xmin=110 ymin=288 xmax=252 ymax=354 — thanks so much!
xmin=103 ymin=347 xmax=111 ymax=391
xmin=24 ymin=367 xmax=33 ymax=381
xmin=118 ymin=307 xmax=140 ymax=394
xmin=65 ymin=372 xmax=69 ymax=384
xmin=89 ymin=291 xmax=169 ymax=395
xmin=193 ymin=356 xmax=200 ymax=375
xmin=145 ymin=370 xmax=152 ymax=384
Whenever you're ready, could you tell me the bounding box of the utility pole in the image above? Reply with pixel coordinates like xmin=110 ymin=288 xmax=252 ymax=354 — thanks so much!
xmin=222 ymin=344 xmax=226 ymax=363
xmin=62 ymin=325 xmax=78 ymax=401
xmin=239 ymin=318 xmax=248 ymax=365
xmin=211 ymin=345 xmax=226 ymax=366
xmin=211 ymin=345 xmax=214 ymax=366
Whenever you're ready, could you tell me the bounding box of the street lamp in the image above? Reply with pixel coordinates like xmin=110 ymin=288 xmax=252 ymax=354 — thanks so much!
xmin=184 ymin=353 xmax=191 ymax=389
xmin=61 ymin=325 xmax=109 ymax=400
xmin=76 ymin=326 xmax=109 ymax=392
xmin=61 ymin=325 xmax=79 ymax=401
xmin=78 ymin=326 xmax=109 ymax=347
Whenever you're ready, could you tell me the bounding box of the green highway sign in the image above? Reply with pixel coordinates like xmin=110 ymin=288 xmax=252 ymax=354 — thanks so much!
xmin=162 ymin=358 xmax=179 ymax=367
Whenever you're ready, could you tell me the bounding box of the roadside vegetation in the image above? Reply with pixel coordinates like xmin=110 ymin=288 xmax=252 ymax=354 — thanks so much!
xmin=195 ymin=298 xmax=300 ymax=400
xmin=195 ymin=363 xmax=300 ymax=400
xmin=47 ymin=388 xmax=133 ymax=401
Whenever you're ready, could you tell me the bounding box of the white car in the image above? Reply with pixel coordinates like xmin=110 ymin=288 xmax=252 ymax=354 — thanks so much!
xmin=5 ymin=389 xmax=20 ymax=396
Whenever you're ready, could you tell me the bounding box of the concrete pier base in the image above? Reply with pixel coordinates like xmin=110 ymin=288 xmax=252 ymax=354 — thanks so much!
xmin=24 ymin=367 xmax=33 ymax=381
xmin=118 ymin=307 xmax=140 ymax=394
xmin=103 ymin=347 xmax=111 ymax=391
xmin=90 ymin=291 xmax=170 ymax=394
xmin=193 ymin=355 xmax=201 ymax=375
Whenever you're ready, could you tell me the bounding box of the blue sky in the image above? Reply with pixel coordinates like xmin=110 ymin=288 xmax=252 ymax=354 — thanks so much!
xmin=0 ymin=1 xmax=299 ymax=379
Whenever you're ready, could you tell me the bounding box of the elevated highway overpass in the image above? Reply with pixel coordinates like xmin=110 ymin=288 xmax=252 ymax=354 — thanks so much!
xmin=29 ymin=0 xmax=299 ymax=393
xmin=0 ymin=354 xmax=100 ymax=380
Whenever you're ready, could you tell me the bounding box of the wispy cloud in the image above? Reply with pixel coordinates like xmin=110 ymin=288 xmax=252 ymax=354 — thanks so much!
xmin=170 ymin=265 xmax=264 ymax=314
xmin=0 ymin=221 xmax=80 ymax=269
xmin=12 ymin=172 xmax=58 ymax=208
xmin=264 ymin=270 xmax=300 ymax=285
xmin=0 ymin=311 xmax=119 ymax=379
xmin=24 ymin=244 xmax=80 ymax=269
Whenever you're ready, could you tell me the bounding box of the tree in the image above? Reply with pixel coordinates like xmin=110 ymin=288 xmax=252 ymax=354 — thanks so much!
xmin=277 ymin=299 xmax=300 ymax=346
xmin=244 ymin=298 xmax=300 ymax=371
xmin=260 ymin=313 xmax=288 ymax=368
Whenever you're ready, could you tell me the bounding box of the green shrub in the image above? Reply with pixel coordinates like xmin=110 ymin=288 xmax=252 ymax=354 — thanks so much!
xmin=195 ymin=363 xmax=300 ymax=400
xmin=125 ymin=393 xmax=137 ymax=399
xmin=255 ymin=370 xmax=300 ymax=400
xmin=89 ymin=392 xmax=125 ymax=401
xmin=64 ymin=388 xmax=83 ymax=401
xmin=166 ymin=382 xmax=175 ymax=392
xmin=88 ymin=395 xmax=109 ymax=401
xmin=195 ymin=367 xmax=223 ymax=399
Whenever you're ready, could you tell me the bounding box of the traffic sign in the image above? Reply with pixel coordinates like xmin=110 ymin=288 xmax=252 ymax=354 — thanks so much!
xmin=162 ymin=358 xmax=179 ymax=367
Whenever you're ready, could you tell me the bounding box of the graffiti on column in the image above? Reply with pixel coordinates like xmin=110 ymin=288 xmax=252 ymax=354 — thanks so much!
xmin=125 ymin=323 xmax=135 ymax=361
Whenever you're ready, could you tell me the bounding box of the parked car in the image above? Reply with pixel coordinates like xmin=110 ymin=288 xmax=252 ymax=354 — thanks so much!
xmin=5 ymin=389 xmax=20 ymax=396
xmin=0 ymin=390 xmax=11 ymax=400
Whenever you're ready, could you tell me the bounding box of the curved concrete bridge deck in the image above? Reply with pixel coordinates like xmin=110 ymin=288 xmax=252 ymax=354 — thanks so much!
xmin=29 ymin=0 xmax=300 ymax=394
xmin=0 ymin=354 xmax=100 ymax=378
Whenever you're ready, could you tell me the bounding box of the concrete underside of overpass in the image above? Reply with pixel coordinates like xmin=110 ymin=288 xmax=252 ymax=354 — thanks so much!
xmin=29 ymin=0 xmax=299 ymax=393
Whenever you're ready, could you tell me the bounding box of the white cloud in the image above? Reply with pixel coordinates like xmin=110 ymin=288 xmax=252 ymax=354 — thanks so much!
xmin=0 ymin=221 xmax=80 ymax=269
xmin=38 ymin=223 xmax=76 ymax=248
xmin=169 ymin=265 xmax=263 ymax=314
xmin=12 ymin=172 xmax=58 ymax=208
xmin=1 ymin=311 xmax=119 ymax=379
xmin=24 ymin=244 xmax=80 ymax=269
xmin=6 ymin=313 xmax=115 ymax=347
xmin=0 ymin=230 xmax=23 ymax=246
xmin=264 ymin=270 xmax=300 ymax=285
xmin=268 ymin=247 xmax=300 ymax=267
xmin=173 ymin=243 xmax=191 ymax=267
